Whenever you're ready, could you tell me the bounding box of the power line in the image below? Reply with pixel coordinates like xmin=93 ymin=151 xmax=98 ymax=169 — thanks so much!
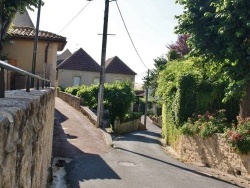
xmin=115 ymin=1 xmax=149 ymax=70
xmin=58 ymin=1 xmax=91 ymax=34
xmin=135 ymin=70 xmax=148 ymax=77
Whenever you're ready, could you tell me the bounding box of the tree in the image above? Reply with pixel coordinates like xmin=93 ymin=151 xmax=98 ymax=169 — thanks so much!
xmin=175 ymin=0 xmax=250 ymax=117
xmin=167 ymin=34 xmax=190 ymax=59
xmin=143 ymin=56 xmax=168 ymax=97
xmin=0 ymin=0 xmax=40 ymax=52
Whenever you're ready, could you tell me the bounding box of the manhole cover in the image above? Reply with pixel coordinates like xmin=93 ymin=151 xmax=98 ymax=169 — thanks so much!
xmin=118 ymin=161 xmax=138 ymax=167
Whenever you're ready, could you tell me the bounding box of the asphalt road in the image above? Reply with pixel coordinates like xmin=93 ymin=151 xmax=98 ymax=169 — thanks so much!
xmin=65 ymin=118 xmax=241 ymax=188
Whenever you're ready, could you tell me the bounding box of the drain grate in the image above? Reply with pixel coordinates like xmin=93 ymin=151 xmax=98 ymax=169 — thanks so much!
xmin=118 ymin=161 xmax=138 ymax=167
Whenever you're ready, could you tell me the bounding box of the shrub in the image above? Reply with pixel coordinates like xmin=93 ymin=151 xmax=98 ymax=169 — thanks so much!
xmin=65 ymin=86 xmax=81 ymax=95
xmin=122 ymin=112 xmax=142 ymax=123
xmin=181 ymin=110 xmax=230 ymax=138
xmin=76 ymin=85 xmax=99 ymax=108
xmin=225 ymin=116 xmax=250 ymax=154
xmin=57 ymin=86 xmax=65 ymax=92
xmin=104 ymin=82 xmax=135 ymax=125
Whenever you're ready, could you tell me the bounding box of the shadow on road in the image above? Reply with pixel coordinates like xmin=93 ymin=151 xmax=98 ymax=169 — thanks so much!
xmin=53 ymin=108 xmax=120 ymax=187
xmin=65 ymin=155 xmax=121 ymax=188
xmin=115 ymin=130 xmax=161 ymax=144
xmin=115 ymin=147 xmax=241 ymax=187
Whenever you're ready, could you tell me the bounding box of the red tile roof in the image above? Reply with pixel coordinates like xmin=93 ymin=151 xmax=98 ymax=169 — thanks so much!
xmin=10 ymin=26 xmax=66 ymax=41
xmin=105 ymin=56 xmax=136 ymax=75
xmin=57 ymin=48 xmax=101 ymax=72
xmin=9 ymin=26 xmax=67 ymax=50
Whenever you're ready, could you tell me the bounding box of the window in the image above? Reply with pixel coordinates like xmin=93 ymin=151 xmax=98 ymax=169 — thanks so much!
xmin=73 ymin=76 xmax=81 ymax=86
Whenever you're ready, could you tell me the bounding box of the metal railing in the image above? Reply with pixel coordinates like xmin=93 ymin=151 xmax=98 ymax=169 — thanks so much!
xmin=0 ymin=60 xmax=50 ymax=98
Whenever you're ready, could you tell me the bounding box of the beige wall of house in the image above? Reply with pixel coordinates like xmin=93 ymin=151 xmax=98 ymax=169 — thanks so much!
xmin=57 ymin=69 xmax=100 ymax=88
xmin=2 ymin=39 xmax=60 ymax=87
xmin=105 ymin=73 xmax=135 ymax=86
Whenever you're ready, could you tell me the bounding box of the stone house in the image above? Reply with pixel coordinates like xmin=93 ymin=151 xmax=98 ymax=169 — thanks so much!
xmin=57 ymin=48 xmax=72 ymax=66
xmin=105 ymin=56 xmax=136 ymax=84
xmin=57 ymin=48 xmax=101 ymax=88
xmin=57 ymin=48 xmax=136 ymax=88
xmin=1 ymin=10 xmax=67 ymax=89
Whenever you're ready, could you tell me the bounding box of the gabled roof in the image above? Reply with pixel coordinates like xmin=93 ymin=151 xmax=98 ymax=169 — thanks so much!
xmin=57 ymin=49 xmax=72 ymax=65
xmin=9 ymin=26 xmax=67 ymax=51
xmin=9 ymin=10 xmax=67 ymax=51
xmin=57 ymin=48 xmax=101 ymax=72
xmin=105 ymin=56 xmax=136 ymax=75
xmin=13 ymin=10 xmax=35 ymax=28
xmin=58 ymin=49 xmax=72 ymax=61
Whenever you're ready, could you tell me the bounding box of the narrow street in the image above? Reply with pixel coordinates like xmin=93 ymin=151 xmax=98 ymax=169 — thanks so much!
xmin=54 ymin=98 xmax=242 ymax=188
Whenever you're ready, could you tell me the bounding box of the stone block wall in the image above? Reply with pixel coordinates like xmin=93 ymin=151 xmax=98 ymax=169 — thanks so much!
xmin=57 ymin=91 xmax=97 ymax=126
xmin=174 ymin=134 xmax=250 ymax=180
xmin=114 ymin=118 xmax=141 ymax=134
xmin=57 ymin=91 xmax=83 ymax=112
xmin=0 ymin=89 xmax=55 ymax=188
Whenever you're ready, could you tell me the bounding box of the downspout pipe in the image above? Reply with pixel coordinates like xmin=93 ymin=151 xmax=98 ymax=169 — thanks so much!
xmin=44 ymin=42 xmax=50 ymax=79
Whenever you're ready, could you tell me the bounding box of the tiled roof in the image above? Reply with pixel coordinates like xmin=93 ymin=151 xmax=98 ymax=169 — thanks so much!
xmin=57 ymin=48 xmax=101 ymax=72
xmin=58 ymin=49 xmax=72 ymax=61
xmin=13 ymin=10 xmax=34 ymax=28
xmin=57 ymin=49 xmax=72 ymax=66
xmin=9 ymin=26 xmax=67 ymax=51
xmin=10 ymin=26 xmax=66 ymax=41
xmin=105 ymin=56 xmax=136 ymax=75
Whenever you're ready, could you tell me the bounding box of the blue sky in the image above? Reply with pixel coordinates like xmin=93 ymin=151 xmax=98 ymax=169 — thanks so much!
xmin=28 ymin=0 xmax=183 ymax=83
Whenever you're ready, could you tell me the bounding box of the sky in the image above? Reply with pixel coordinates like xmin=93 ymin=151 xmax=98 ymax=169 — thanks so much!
xmin=28 ymin=0 xmax=183 ymax=84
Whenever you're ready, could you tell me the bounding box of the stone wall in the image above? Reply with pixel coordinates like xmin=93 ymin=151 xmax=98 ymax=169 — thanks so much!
xmin=114 ymin=118 xmax=141 ymax=134
xmin=0 ymin=89 xmax=55 ymax=188
xmin=174 ymin=134 xmax=250 ymax=180
xmin=57 ymin=91 xmax=97 ymax=126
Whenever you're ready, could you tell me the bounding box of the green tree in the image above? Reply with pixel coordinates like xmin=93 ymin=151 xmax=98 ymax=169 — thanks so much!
xmin=144 ymin=56 xmax=168 ymax=97
xmin=175 ymin=0 xmax=250 ymax=118
xmin=0 ymin=0 xmax=40 ymax=52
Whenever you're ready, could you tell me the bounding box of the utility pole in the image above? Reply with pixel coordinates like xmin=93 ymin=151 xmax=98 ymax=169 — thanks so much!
xmin=97 ymin=0 xmax=111 ymax=128
xmin=144 ymin=69 xmax=150 ymax=128
xmin=31 ymin=0 xmax=42 ymax=87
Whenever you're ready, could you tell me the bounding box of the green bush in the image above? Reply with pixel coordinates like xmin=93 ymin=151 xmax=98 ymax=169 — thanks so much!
xmin=65 ymin=86 xmax=81 ymax=95
xmin=66 ymin=82 xmax=135 ymax=126
xmin=156 ymin=57 xmax=239 ymax=144
xmin=76 ymin=85 xmax=99 ymax=108
xmin=57 ymin=86 xmax=65 ymax=92
xmin=225 ymin=116 xmax=250 ymax=154
xmin=181 ymin=110 xmax=230 ymax=138
xmin=104 ymin=82 xmax=135 ymax=125
xmin=122 ymin=112 xmax=142 ymax=123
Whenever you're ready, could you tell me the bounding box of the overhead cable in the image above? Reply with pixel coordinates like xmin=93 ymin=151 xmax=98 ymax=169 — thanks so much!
xmin=115 ymin=1 xmax=149 ymax=70
xmin=58 ymin=1 xmax=91 ymax=34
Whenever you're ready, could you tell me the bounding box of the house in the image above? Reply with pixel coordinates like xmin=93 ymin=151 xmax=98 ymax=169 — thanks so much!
xmin=57 ymin=48 xmax=137 ymax=88
xmin=57 ymin=49 xmax=72 ymax=66
xmin=1 ymin=10 xmax=67 ymax=89
xmin=57 ymin=48 xmax=101 ymax=88
xmin=105 ymin=56 xmax=136 ymax=84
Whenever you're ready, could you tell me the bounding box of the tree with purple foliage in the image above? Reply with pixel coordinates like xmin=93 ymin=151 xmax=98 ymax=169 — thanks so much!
xmin=167 ymin=34 xmax=190 ymax=60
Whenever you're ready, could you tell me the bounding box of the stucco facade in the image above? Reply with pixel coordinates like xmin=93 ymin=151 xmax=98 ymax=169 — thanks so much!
xmin=57 ymin=69 xmax=100 ymax=88
xmin=3 ymin=39 xmax=59 ymax=86
xmin=57 ymin=70 xmax=135 ymax=88
xmin=105 ymin=73 xmax=135 ymax=85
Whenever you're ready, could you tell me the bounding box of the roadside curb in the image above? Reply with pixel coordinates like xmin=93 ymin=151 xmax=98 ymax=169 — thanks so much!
xmin=99 ymin=128 xmax=113 ymax=147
